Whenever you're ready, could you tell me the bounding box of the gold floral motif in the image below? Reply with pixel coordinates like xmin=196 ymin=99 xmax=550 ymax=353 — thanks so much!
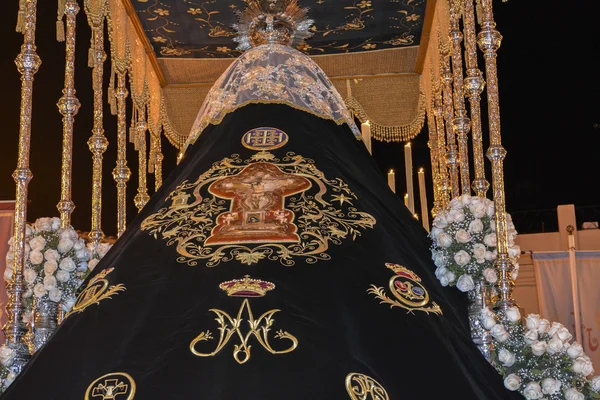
xmin=345 ymin=372 xmax=389 ymax=400
xmin=368 ymin=263 xmax=442 ymax=315
xmin=142 ymin=151 xmax=375 ymax=266
xmin=190 ymin=280 xmax=297 ymax=364
xmin=85 ymin=372 xmax=136 ymax=400
xmin=66 ymin=268 xmax=126 ymax=318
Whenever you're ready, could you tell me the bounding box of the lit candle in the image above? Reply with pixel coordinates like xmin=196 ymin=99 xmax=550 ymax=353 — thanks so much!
xmin=361 ymin=120 xmax=372 ymax=154
xmin=404 ymin=193 xmax=409 ymax=208
xmin=418 ymin=167 xmax=430 ymax=232
xmin=387 ymin=169 xmax=396 ymax=193
xmin=404 ymin=142 xmax=415 ymax=214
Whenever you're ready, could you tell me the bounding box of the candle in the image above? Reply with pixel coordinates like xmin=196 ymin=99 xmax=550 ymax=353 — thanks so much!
xmin=418 ymin=167 xmax=430 ymax=232
xmin=404 ymin=193 xmax=409 ymax=208
xmin=361 ymin=121 xmax=372 ymax=154
xmin=404 ymin=142 xmax=415 ymax=214
xmin=387 ymin=169 xmax=396 ymax=193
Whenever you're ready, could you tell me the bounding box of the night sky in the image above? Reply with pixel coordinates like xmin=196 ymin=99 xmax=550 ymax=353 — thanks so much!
xmin=0 ymin=0 xmax=598 ymax=237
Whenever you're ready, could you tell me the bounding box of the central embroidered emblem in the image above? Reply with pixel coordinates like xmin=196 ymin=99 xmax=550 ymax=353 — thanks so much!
xmin=345 ymin=373 xmax=389 ymax=400
xmin=142 ymin=151 xmax=376 ymax=266
xmin=189 ymin=276 xmax=297 ymax=364
xmin=85 ymin=372 xmax=136 ymax=400
xmin=206 ymin=162 xmax=311 ymax=245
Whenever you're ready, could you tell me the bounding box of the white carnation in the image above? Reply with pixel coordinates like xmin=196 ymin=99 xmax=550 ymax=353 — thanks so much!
xmin=503 ymin=374 xmax=520 ymax=391
xmin=456 ymin=274 xmax=475 ymax=292
xmin=522 ymin=382 xmax=543 ymax=399
xmin=482 ymin=268 xmax=497 ymax=283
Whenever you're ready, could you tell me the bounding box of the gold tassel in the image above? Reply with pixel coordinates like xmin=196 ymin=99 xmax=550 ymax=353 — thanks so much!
xmin=108 ymin=67 xmax=116 ymax=115
xmin=88 ymin=35 xmax=95 ymax=68
xmin=16 ymin=0 xmax=26 ymax=33
xmin=56 ymin=19 xmax=65 ymax=42
xmin=475 ymin=0 xmax=483 ymax=25
xmin=148 ymin=148 xmax=155 ymax=174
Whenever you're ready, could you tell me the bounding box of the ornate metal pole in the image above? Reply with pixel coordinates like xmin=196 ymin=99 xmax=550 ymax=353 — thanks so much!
xmin=4 ymin=0 xmax=42 ymax=371
xmin=463 ymin=0 xmax=489 ymax=197
xmin=56 ymin=0 xmax=81 ymax=228
xmin=86 ymin=10 xmax=108 ymax=245
xmin=133 ymin=108 xmax=150 ymax=211
xmin=427 ymin=107 xmax=441 ymax=216
xmin=448 ymin=0 xmax=471 ymax=195
xmin=441 ymin=50 xmax=460 ymax=199
xmin=433 ymin=86 xmax=450 ymax=208
xmin=112 ymin=71 xmax=131 ymax=237
xmin=477 ymin=0 xmax=515 ymax=310
xmin=153 ymin=134 xmax=163 ymax=191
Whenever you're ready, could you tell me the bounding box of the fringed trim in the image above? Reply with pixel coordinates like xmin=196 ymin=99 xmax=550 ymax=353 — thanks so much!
xmin=345 ymin=89 xmax=427 ymax=143
xmin=160 ymin=95 xmax=187 ymax=150
xmin=16 ymin=0 xmax=26 ymax=33
xmin=56 ymin=0 xmax=66 ymax=42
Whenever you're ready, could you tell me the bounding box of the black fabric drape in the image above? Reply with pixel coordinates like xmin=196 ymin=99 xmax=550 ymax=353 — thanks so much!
xmin=1 ymin=104 xmax=521 ymax=399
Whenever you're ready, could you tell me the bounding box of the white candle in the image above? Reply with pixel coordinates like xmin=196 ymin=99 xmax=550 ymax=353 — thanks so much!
xmin=361 ymin=121 xmax=372 ymax=154
xmin=404 ymin=142 xmax=415 ymax=214
xmin=387 ymin=169 xmax=396 ymax=193
xmin=418 ymin=167 xmax=429 ymax=232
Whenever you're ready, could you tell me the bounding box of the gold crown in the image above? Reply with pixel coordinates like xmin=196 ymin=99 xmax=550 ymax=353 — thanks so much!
xmin=233 ymin=0 xmax=314 ymax=50
xmin=219 ymin=275 xmax=276 ymax=297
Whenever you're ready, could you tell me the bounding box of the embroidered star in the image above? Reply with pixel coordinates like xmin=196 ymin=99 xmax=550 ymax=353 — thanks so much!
xmin=332 ymin=194 xmax=353 ymax=206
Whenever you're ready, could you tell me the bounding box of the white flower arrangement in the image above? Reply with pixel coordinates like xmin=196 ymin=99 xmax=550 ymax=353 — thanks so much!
xmin=482 ymin=307 xmax=600 ymax=399
xmin=429 ymin=195 xmax=521 ymax=292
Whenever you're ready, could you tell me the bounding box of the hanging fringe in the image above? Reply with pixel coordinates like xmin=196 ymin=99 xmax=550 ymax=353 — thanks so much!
xmin=130 ymin=107 xmax=138 ymax=147
xmin=88 ymin=35 xmax=95 ymax=68
xmin=16 ymin=0 xmax=26 ymax=33
xmin=108 ymin=66 xmax=117 ymax=115
xmin=148 ymin=148 xmax=156 ymax=174
xmin=56 ymin=0 xmax=66 ymax=41
xmin=475 ymin=0 xmax=483 ymax=25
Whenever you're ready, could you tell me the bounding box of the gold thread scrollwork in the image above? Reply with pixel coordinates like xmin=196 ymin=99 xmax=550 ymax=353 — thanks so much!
xmin=66 ymin=268 xmax=126 ymax=318
xmin=345 ymin=372 xmax=389 ymax=400
xmin=368 ymin=263 xmax=442 ymax=315
xmin=189 ymin=298 xmax=298 ymax=364
xmin=85 ymin=372 xmax=136 ymax=400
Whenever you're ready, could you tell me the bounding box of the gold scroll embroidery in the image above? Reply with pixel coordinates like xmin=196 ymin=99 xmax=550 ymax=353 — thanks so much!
xmin=85 ymin=372 xmax=136 ymax=400
xmin=368 ymin=263 xmax=442 ymax=315
xmin=345 ymin=372 xmax=389 ymax=400
xmin=142 ymin=151 xmax=376 ymax=266
xmin=66 ymin=268 xmax=126 ymax=318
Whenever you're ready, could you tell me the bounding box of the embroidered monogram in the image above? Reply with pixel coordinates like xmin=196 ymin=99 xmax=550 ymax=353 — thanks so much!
xmin=345 ymin=373 xmax=389 ymax=400
xmin=66 ymin=268 xmax=126 ymax=318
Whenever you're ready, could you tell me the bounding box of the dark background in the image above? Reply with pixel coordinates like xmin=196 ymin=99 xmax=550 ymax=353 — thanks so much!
xmin=0 ymin=0 xmax=599 ymax=237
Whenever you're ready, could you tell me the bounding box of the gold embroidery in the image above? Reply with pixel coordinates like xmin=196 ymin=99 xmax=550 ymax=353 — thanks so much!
xmin=85 ymin=372 xmax=136 ymax=400
xmin=368 ymin=263 xmax=442 ymax=315
xmin=66 ymin=268 xmax=126 ymax=318
xmin=241 ymin=127 xmax=289 ymax=151
xmin=189 ymin=277 xmax=297 ymax=364
xmin=142 ymin=151 xmax=376 ymax=266
xmin=345 ymin=372 xmax=389 ymax=400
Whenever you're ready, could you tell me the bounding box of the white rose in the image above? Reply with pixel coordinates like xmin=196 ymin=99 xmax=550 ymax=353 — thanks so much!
xmin=455 ymin=229 xmax=471 ymax=244
xmin=22 ymin=311 xmax=32 ymax=324
xmin=59 ymin=257 xmax=76 ymax=272
xmin=88 ymin=258 xmax=100 ymax=271
xmin=481 ymin=316 xmax=496 ymax=330
xmin=504 ymin=374 xmax=521 ymax=391
xmin=0 ymin=345 xmax=16 ymax=367
xmin=491 ymin=324 xmax=509 ymax=342
xmin=472 ymin=244 xmax=487 ymax=262
xmin=525 ymin=314 xmax=541 ymax=331
xmin=59 ymin=229 xmax=72 ymax=241
xmin=436 ymin=232 xmax=453 ymax=248
xmin=541 ymin=378 xmax=561 ymax=395
xmin=590 ymin=375 xmax=600 ymax=392
xmin=33 ymin=283 xmax=46 ymax=298
xmin=531 ymin=340 xmax=547 ymax=356
xmin=25 ymin=224 xmax=33 ymax=236
xmin=498 ymin=348 xmax=516 ymax=367
xmin=44 ymin=249 xmax=60 ymax=261
xmin=433 ymin=252 xmax=447 ymax=268
xmin=524 ymin=329 xmax=539 ymax=345
xmin=508 ymin=245 xmax=521 ymax=258
xmin=3 ymin=268 xmax=13 ymax=281
xmin=35 ymin=218 xmax=52 ymax=231
xmin=433 ymin=213 xmax=449 ymax=229
xmin=73 ymin=240 xmax=85 ymax=251
xmin=572 ymin=356 xmax=594 ymax=376
xmin=44 ymin=260 xmax=58 ymax=276
xmin=56 ymin=270 xmax=70 ymax=283
xmin=57 ymin=238 xmax=74 ymax=254
xmin=23 ymin=289 xmax=33 ymax=298
xmin=482 ymin=268 xmax=497 ymax=284
xmin=459 ymin=194 xmax=471 ymax=206
xmin=4 ymin=371 xmax=16 ymax=386
xmin=430 ymin=227 xmax=443 ymax=241
xmin=454 ymin=250 xmax=471 ymax=266
xmin=469 ymin=203 xmax=487 ymax=219
xmin=522 ymin=382 xmax=543 ymax=400
xmin=43 ymin=275 xmax=57 ymax=290
xmin=505 ymin=306 xmax=521 ymax=323
xmin=567 ymin=342 xmax=584 ymax=359
xmin=547 ymin=322 xmax=563 ymax=337
xmin=456 ymin=274 xmax=475 ymax=292
xmin=29 ymin=235 xmax=46 ymax=251
xmin=486 ymin=201 xmax=495 ymax=217
xmin=565 ymin=388 xmax=585 ymax=400
xmin=48 ymin=288 xmax=62 ymax=302
xmin=538 ymin=319 xmax=550 ymax=335
xmin=23 ymin=268 xmax=37 ymax=284
xmin=29 ymin=250 xmax=44 ymax=265
xmin=483 ymin=233 xmax=497 ymax=247
xmin=511 ymin=264 xmax=519 ymax=281
xmin=97 ymin=243 xmax=111 ymax=258
xmin=76 ymin=248 xmax=90 ymax=261
xmin=485 ymin=250 xmax=496 ymax=261
xmin=469 ymin=220 xmax=485 ymax=236
xmin=554 ymin=327 xmax=573 ymax=343
xmin=546 ymin=338 xmax=564 ymax=355
xmin=50 ymin=217 xmax=61 ymax=230
xmin=77 ymin=261 xmax=88 ymax=272
xmin=448 ymin=209 xmax=466 ymax=223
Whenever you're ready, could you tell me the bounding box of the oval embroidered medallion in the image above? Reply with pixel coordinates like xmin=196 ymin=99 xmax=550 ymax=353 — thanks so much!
xmin=242 ymin=127 xmax=289 ymax=150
